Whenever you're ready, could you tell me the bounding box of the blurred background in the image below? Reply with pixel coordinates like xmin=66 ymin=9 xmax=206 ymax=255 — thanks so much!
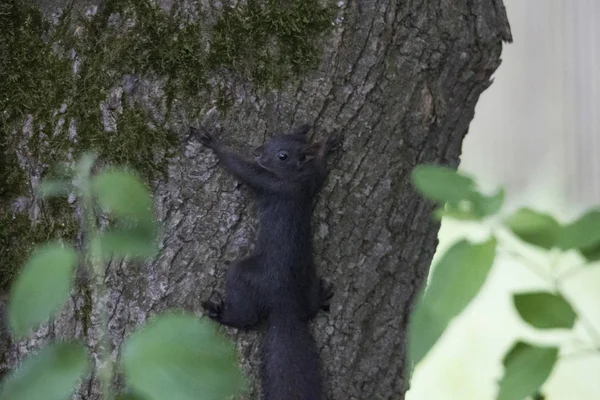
xmin=407 ymin=1 xmax=600 ymax=399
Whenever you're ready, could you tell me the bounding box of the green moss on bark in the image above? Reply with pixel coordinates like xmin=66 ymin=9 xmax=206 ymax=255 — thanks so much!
xmin=0 ymin=0 xmax=336 ymax=288
xmin=210 ymin=0 xmax=335 ymax=87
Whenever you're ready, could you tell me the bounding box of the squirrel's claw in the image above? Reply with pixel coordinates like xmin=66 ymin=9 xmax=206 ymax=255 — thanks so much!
xmin=325 ymin=133 xmax=343 ymax=154
xmin=202 ymin=294 xmax=224 ymax=320
xmin=190 ymin=126 xmax=220 ymax=150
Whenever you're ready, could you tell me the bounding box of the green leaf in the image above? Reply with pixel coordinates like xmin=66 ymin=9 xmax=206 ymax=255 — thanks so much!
xmin=92 ymin=169 xmax=153 ymax=222
xmin=408 ymin=237 xmax=497 ymax=366
xmin=93 ymin=225 xmax=158 ymax=260
xmin=513 ymin=292 xmax=577 ymax=329
xmin=122 ymin=313 xmax=245 ymax=400
xmin=434 ymin=202 xmax=480 ymax=221
xmin=497 ymin=342 xmax=558 ymax=400
xmin=412 ymin=165 xmax=475 ymax=203
xmin=580 ymin=244 xmax=600 ymax=262
xmin=116 ymin=392 xmax=147 ymax=400
xmin=472 ymin=188 xmax=505 ymax=217
xmin=557 ymin=209 xmax=600 ymax=251
xmin=0 ymin=342 xmax=90 ymax=400
xmin=9 ymin=243 xmax=78 ymax=337
xmin=408 ymin=291 xmax=444 ymax=365
xmin=74 ymin=152 xmax=98 ymax=180
xmin=505 ymin=208 xmax=561 ymax=249
xmin=37 ymin=180 xmax=71 ymax=198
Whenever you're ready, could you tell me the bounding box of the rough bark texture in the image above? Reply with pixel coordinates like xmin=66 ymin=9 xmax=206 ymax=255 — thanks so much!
xmin=0 ymin=0 xmax=511 ymax=399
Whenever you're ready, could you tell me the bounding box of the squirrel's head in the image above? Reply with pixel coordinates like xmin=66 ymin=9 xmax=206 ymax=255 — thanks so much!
xmin=254 ymin=125 xmax=321 ymax=176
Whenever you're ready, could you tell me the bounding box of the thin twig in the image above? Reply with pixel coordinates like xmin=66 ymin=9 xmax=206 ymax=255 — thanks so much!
xmin=556 ymin=263 xmax=589 ymax=282
xmin=548 ymin=250 xmax=561 ymax=288
xmin=499 ymin=247 xmax=553 ymax=283
xmin=80 ymin=156 xmax=112 ymax=400
xmin=578 ymin=316 xmax=600 ymax=349
xmin=561 ymin=348 xmax=600 ymax=360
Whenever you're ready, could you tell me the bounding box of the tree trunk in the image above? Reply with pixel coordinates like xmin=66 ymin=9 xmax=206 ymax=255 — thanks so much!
xmin=0 ymin=0 xmax=511 ymax=399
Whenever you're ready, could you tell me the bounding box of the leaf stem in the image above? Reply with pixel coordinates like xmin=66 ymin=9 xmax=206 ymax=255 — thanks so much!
xmin=560 ymin=348 xmax=600 ymax=360
xmin=577 ymin=315 xmax=600 ymax=350
xmin=498 ymin=247 xmax=552 ymax=283
xmin=548 ymin=250 xmax=561 ymax=287
xmin=79 ymin=154 xmax=113 ymax=400
xmin=556 ymin=263 xmax=588 ymax=282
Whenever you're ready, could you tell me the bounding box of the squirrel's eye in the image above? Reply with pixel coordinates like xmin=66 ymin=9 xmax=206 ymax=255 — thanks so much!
xmin=278 ymin=151 xmax=288 ymax=161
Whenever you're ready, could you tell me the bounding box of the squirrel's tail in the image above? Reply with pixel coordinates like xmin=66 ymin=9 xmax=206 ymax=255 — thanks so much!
xmin=260 ymin=311 xmax=322 ymax=400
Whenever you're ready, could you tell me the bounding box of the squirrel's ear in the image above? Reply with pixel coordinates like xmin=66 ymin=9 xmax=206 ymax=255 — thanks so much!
xmin=291 ymin=124 xmax=311 ymax=136
xmin=299 ymin=143 xmax=320 ymax=165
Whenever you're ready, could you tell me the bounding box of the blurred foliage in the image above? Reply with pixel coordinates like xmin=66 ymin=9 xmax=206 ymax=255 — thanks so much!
xmin=410 ymin=164 xmax=600 ymax=400
xmin=1 ymin=154 xmax=244 ymax=399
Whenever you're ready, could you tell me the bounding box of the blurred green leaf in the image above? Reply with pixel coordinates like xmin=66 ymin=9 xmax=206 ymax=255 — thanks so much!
xmin=513 ymin=292 xmax=577 ymax=329
xmin=0 ymin=342 xmax=90 ymax=400
xmin=116 ymin=392 xmax=147 ymax=400
xmin=37 ymin=180 xmax=71 ymax=198
xmin=92 ymin=169 xmax=153 ymax=222
xmin=93 ymin=224 xmax=158 ymax=260
xmin=580 ymin=244 xmax=600 ymax=262
xmin=433 ymin=203 xmax=480 ymax=221
xmin=412 ymin=165 xmax=475 ymax=203
xmin=497 ymin=342 xmax=558 ymax=400
xmin=75 ymin=152 xmax=98 ymax=180
xmin=472 ymin=188 xmax=505 ymax=217
xmin=505 ymin=208 xmax=561 ymax=249
xmin=409 ymin=237 xmax=497 ymax=366
xmin=90 ymin=169 xmax=158 ymax=261
xmin=9 ymin=243 xmax=77 ymax=337
xmin=122 ymin=313 xmax=244 ymax=400
xmin=412 ymin=165 xmax=504 ymax=220
xmin=557 ymin=209 xmax=600 ymax=252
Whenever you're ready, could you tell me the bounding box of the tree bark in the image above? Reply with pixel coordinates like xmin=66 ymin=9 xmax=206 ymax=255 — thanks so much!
xmin=0 ymin=0 xmax=511 ymax=399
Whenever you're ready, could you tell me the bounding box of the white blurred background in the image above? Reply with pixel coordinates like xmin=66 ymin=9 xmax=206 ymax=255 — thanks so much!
xmin=406 ymin=1 xmax=600 ymax=399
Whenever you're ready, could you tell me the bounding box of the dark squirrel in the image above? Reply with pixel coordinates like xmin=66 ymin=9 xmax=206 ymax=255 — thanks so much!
xmin=193 ymin=124 xmax=341 ymax=400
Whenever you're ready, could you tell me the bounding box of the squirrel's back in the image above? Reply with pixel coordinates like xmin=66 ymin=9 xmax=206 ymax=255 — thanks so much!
xmin=256 ymin=196 xmax=314 ymax=261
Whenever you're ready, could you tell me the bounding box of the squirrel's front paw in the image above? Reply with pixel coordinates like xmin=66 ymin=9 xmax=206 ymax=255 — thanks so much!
xmin=325 ymin=133 xmax=343 ymax=154
xmin=202 ymin=294 xmax=224 ymax=321
xmin=200 ymin=132 xmax=221 ymax=150
xmin=190 ymin=127 xmax=221 ymax=151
